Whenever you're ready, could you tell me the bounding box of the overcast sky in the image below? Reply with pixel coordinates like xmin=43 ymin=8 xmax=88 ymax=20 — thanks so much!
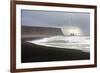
xmin=21 ymin=10 xmax=90 ymax=35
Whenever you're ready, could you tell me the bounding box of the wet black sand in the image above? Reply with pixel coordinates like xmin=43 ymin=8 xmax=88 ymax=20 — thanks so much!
xmin=21 ymin=41 xmax=90 ymax=63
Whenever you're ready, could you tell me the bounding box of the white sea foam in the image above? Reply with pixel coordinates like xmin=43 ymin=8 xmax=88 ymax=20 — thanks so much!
xmin=27 ymin=36 xmax=90 ymax=53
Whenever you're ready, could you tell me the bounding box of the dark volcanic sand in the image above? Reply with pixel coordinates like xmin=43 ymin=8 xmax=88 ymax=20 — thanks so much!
xmin=21 ymin=41 xmax=90 ymax=63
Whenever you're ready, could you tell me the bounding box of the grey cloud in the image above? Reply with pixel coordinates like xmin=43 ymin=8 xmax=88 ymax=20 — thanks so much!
xmin=21 ymin=10 xmax=90 ymax=35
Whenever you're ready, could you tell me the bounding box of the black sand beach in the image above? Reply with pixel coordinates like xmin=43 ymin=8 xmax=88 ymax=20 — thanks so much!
xmin=21 ymin=41 xmax=90 ymax=63
xmin=21 ymin=26 xmax=90 ymax=63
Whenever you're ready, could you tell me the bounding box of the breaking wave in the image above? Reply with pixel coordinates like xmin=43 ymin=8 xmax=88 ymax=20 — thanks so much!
xmin=27 ymin=36 xmax=90 ymax=53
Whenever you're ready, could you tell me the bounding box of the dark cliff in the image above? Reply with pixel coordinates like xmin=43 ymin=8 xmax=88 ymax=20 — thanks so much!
xmin=21 ymin=26 xmax=64 ymax=38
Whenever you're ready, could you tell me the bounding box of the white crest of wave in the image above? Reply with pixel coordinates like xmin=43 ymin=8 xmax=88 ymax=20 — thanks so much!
xmin=27 ymin=35 xmax=90 ymax=53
